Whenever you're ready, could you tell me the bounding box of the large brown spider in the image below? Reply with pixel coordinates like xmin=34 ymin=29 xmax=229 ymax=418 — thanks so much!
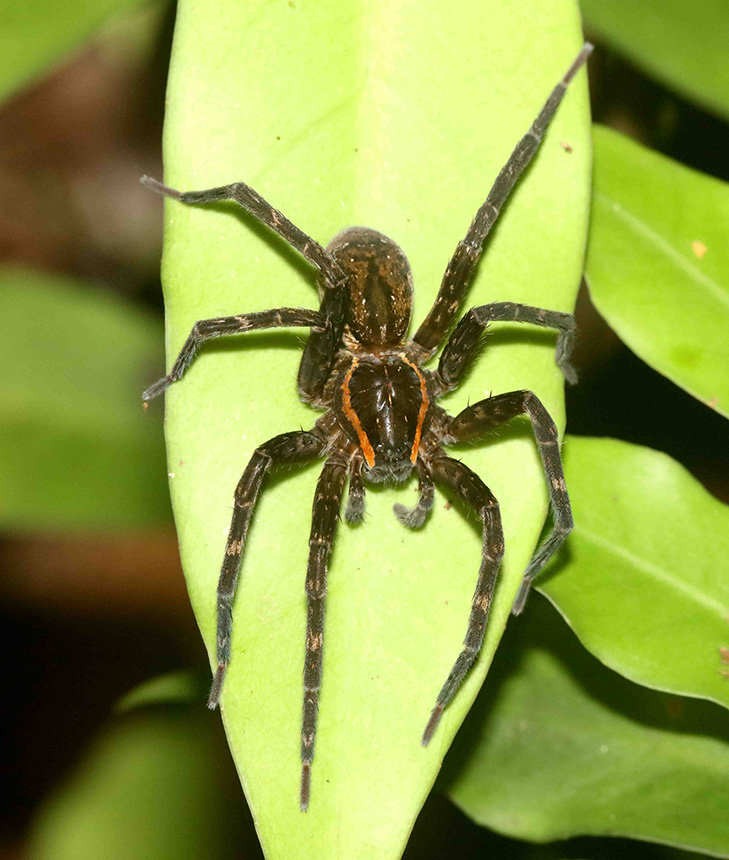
xmin=143 ymin=42 xmax=591 ymax=811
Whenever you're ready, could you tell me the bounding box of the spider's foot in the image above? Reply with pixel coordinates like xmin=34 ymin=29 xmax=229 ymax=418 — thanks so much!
xmin=511 ymin=579 xmax=532 ymax=616
xmin=421 ymin=705 xmax=444 ymax=747
xmin=393 ymin=502 xmax=428 ymax=529
xmin=345 ymin=496 xmax=365 ymax=524
xmin=300 ymin=763 xmax=311 ymax=812
xmin=142 ymin=376 xmax=171 ymax=401
xmin=140 ymin=175 xmax=182 ymax=199
xmin=559 ymin=359 xmax=578 ymax=386
xmin=207 ymin=662 xmax=226 ymax=709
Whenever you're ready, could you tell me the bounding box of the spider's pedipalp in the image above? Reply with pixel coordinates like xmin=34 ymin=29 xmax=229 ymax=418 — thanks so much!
xmin=393 ymin=466 xmax=434 ymax=529
xmin=345 ymin=458 xmax=366 ymax=524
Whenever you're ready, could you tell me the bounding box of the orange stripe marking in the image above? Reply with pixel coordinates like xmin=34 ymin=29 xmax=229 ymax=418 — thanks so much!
xmin=400 ymin=353 xmax=429 ymax=463
xmin=341 ymin=359 xmax=375 ymax=468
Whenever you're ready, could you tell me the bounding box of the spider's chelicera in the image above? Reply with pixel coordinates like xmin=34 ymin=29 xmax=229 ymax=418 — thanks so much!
xmin=143 ymin=43 xmax=592 ymax=811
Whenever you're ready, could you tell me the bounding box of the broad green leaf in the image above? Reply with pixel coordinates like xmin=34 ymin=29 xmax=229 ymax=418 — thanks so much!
xmin=29 ymin=688 xmax=249 ymax=860
xmin=587 ymin=126 xmax=729 ymax=419
xmin=447 ymin=596 xmax=729 ymax=856
xmin=158 ymin=1 xmax=591 ymax=857
xmin=0 ymin=0 xmax=157 ymax=104
xmin=0 ymin=266 xmax=170 ymax=530
xmin=540 ymin=436 xmax=729 ymax=711
xmin=581 ymin=0 xmax=729 ymax=120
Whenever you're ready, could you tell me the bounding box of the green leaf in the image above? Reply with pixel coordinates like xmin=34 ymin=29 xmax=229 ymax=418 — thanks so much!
xmin=0 ymin=265 xmax=170 ymax=530
xmin=159 ymin=1 xmax=591 ymax=857
xmin=29 ymin=689 xmax=249 ymax=860
xmin=447 ymin=596 xmax=729 ymax=855
xmin=540 ymin=436 xmax=729 ymax=711
xmin=587 ymin=126 xmax=729 ymax=419
xmin=0 ymin=0 xmax=156 ymax=104
xmin=581 ymin=0 xmax=729 ymax=120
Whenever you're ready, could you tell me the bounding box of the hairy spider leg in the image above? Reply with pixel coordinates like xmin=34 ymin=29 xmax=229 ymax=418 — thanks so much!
xmin=413 ymin=42 xmax=593 ymax=353
xmin=301 ymin=456 xmax=348 ymax=811
xmin=393 ymin=464 xmax=435 ymax=529
xmin=344 ymin=457 xmax=365 ymax=524
xmin=437 ymin=302 xmax=577 ymax=390
xmin=142 ymin=308 xmax=326 ymax=400
xmin=208 ymin=430 xmax=326 ymax=708
xmin=141 ymin=175 xmax=347 ymax=290
xmin=447 ymin=390 xmax=573 ymax=613
xmin=422 ymin=454 xmax=504 ymax=745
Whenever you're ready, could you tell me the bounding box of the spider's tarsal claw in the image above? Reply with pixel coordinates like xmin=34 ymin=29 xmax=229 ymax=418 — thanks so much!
xmin=560 ymin=360 xmax=578 ymax=386
xmin=140 ymin=175 xmax=182 ymax=200
xmin=207 ymin=663 xmax=226 ymax=709
xmin=300 ymin=763 xmax=311 ymax=812
xmin=422 ymin=705 xmax=444 ymax=746
xmin=512 ymin=579 xmax=533 ymax=615
xmin=142 ymin=376 xmax=171 ymax=401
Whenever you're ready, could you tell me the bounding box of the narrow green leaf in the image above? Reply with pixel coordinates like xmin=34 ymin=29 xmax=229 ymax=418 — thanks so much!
xmin=587 ymin=126 xmax=729 ymax=419
xmin=29 ymin=694 xmax=247 ymax=860
xmin=447 ymin=596 xmax=729 ymax=855
xmin=0 ymin=0 xmax=155 ymax=104
xmin=0 ymin=266 xmax=170 ymax=530
xmin=581 ymin=0 xmax=729 ymax=119
xmin=540 ymin=436 xmax=729 ymax=711
xmin=159 ymin=1 xmax=590 ymax=857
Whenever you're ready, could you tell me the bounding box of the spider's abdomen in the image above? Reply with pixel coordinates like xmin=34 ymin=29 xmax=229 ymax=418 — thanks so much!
xmin=326 ymin=227 xmax=413 ymax=347
xmin=335 ymin=355 xmax=430 ymax=483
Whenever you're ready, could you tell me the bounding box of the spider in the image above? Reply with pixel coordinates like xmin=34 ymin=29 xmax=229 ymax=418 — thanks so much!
xmin=143 ymin=42 xmax=591 ymax=811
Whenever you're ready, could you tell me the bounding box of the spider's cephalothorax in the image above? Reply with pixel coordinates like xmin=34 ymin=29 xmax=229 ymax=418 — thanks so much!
xmin=142 ymin=43 xmax=592 ymax=811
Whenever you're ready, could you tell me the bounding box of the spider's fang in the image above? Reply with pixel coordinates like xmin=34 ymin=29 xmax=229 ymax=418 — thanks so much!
xmin=300 ymin=763 xmax=311 ymax=812
xmin=207 ymin=663 xmax=226 ymax=709
xmin=421 ymin=705 xmax=444 ymax=747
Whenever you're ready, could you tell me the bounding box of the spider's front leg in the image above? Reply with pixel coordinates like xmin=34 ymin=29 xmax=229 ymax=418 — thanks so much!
xmin=412 ymin=43 xmax=592 ymax=353
xmin=208 ymin=429 xmax=326 ymax=708
xmin=422 ymin=453 xmax=504 ymax=745
xmin=301 ymin=455 xmax=348 ymax=811
xmin=143 ymin=307 xmax=325 ymax=400
xmin=447 ymin=390 xmax=573 ymax=613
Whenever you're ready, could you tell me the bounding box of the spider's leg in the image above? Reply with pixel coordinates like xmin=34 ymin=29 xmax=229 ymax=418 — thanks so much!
xmin=447 ymin=390 xmax=572 ymax=614
xmin=143 ymin=307 xmax=325 ymax=400
xmin=208 ymin=429 xmax=326 ymax=709
xmin=298 ymin=283 xmax=349 ymax=406
xmin=422 ymin=453 xmax=504 ymax=745
xmin=393 ymin=464 xmax=434 ymax=529
xmin=412 ymin=43 xmax=592 ymax=353
xmin=301 ymin=455 xmax=348 ymax=811
xmin=345 ymin=457 xmax=365 ymax=524
xmin=141 ymin=175 xmax=347 ymax=290
xmin=437 ymin=302 xmax=577 ymax=392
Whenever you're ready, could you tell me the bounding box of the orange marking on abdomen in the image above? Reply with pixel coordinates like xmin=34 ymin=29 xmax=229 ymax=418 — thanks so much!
xmin=400 ymin=354 xmax=429 ymax=463
xmin=341 ymin=359 xmax=375 ymax=468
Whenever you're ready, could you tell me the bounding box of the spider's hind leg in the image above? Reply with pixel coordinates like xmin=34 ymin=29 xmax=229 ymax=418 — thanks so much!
xmin=208 ymin=429 xmax=326 ymax=709
xmin=422 ymin=454 xmax=504 ymax=745
xmin=301 ymin=455 xmax=348 ymax=811
xmin=393 ymin=466 xmax=434 ymax=529
xmin=446 ymin=389 xmax=573 ymax=615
